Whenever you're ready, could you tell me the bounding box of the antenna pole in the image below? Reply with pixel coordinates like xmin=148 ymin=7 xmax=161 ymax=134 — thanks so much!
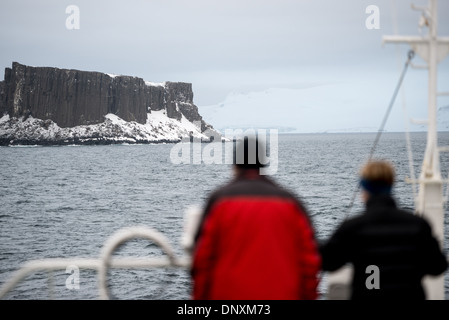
xmin=383 ymin=0 xmax=448 ymax=300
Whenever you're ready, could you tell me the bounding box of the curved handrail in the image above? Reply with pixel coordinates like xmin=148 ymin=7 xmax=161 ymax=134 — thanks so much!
xmin=98 ymin=225 xmax=185 ymax=300
xmin=0 ymin=226 xmax=191 ymax=300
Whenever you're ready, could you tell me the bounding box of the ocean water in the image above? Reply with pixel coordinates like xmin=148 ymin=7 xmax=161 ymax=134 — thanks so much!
xmin=0 ymin=132 xmax=448 ymax=300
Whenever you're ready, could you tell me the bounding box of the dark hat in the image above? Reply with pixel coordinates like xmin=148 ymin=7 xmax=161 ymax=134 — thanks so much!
xmin=360 ymin=179 xmax=392 ymax=195
xmin=233 ymin=134 xmax=267 ymax=168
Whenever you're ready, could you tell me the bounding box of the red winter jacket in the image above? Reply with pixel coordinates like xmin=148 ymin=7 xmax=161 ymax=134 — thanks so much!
xmin=191 ymin=170 xmax=321 ymax=300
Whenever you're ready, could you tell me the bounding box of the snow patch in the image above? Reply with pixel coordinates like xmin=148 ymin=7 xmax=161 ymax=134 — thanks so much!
xmin=0 ymin=114 xmax=10 ymax=124
xmin=104 ymin=113 xmax=125 ymax=125
xmin=145 ymin=81 xmax=165 ymax=87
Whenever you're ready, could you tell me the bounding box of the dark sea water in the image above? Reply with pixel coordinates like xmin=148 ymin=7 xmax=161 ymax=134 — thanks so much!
xmin=1 ymin=132 xmax=448 ymax=300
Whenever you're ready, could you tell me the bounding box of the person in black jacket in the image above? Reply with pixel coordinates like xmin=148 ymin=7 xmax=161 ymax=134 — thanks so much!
xmin=320 ymin=160 xmax=448 ymax=300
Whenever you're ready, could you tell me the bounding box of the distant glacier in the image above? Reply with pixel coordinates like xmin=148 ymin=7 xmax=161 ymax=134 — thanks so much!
xmin=198 ymin=86 xmax=449 ymax=134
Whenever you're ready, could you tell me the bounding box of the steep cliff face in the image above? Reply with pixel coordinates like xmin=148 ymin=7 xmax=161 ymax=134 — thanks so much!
xmin=164 ymin=81 xmax=211 ymax=132
xmin=0 ymin=62 xmax=217 ymax=145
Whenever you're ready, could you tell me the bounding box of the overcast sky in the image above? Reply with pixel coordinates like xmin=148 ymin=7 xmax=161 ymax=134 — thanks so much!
xmin=1 ymin=0 xmax=448 ymax=132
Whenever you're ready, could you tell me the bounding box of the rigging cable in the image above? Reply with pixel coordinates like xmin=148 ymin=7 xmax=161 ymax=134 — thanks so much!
xmin=344 ymin=49 xmax=415 ymax=219
xmin=391 ymin=0 xmax=419 ymax=205
xmin=401 ymin=61 xmax=419 ymax=210
xmin=392 ymin=0 xmax=419 ymax=209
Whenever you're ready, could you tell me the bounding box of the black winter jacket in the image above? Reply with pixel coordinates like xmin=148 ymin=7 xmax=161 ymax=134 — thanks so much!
xmin=320 ymin=194 xmax=448 ymax=300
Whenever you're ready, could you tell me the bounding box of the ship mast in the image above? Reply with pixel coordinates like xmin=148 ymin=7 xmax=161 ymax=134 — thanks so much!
xmin=383 ymin=0 xmax=449 ymax=300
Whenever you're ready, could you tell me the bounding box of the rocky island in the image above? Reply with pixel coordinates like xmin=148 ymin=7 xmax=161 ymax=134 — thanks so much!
xmin=0 ymin=62 xmax=218 ymax=145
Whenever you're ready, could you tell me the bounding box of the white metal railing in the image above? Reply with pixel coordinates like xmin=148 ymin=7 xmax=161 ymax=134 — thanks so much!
xmin=0 ymin=226 xmax=192 ymax=300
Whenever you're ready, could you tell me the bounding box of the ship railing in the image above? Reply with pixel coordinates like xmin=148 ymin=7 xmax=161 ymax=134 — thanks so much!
xmin=0 ymin=226 xmax=192 ymax=300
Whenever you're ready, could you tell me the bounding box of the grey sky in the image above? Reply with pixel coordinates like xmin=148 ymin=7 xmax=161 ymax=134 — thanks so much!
xmin=1 ymin=0 xmax=448 ymax=131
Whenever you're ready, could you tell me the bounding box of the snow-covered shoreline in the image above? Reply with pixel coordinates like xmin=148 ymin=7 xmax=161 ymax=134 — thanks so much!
xmin=0 ymin=110 xmax=215 ymax=146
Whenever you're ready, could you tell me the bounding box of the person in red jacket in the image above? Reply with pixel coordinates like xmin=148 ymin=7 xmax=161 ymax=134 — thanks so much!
xmin=191 ymin=134 xmax=321 ymax=300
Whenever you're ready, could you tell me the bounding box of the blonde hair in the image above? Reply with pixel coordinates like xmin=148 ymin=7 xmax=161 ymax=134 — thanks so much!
xmin=360 ymin=160 xmax=395 ymax=186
